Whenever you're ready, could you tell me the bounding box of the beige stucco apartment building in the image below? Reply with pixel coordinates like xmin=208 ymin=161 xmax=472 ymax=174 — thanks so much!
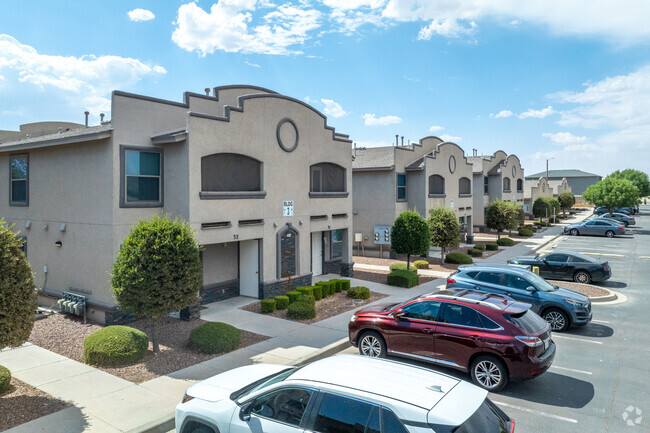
xmin=0 ymin=85 xmax=354 ymax=324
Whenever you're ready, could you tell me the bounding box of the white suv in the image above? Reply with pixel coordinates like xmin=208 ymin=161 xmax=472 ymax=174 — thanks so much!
xmin=175 ymin=354 xmax=514 ymax=433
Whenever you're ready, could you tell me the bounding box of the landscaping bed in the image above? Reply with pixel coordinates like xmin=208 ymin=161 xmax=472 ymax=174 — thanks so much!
xmin=0 ymin=377 xmax=70 ymax=431
xmin=353 ymin=255 xmax=462 ymax=272
xmin=28 ymin=314 xmax=268 ymax=384
xmin=241 ymin=290 xmax=388 ymax=324
xmin=547 ymin=280 xmax=611 ymax=298
xmin=351 ymin=269 xmax=439 ymax=286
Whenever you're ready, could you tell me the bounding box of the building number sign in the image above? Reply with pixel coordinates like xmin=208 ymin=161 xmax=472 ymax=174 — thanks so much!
xmin=283 ymin=200 xmax=294 ymax=216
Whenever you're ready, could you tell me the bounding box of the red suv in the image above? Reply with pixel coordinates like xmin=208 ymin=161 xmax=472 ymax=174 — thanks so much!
xmin=348 ymin=288 xmax=555 ymax=391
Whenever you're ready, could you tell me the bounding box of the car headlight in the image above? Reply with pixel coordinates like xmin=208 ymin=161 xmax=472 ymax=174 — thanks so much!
xmin=564 ymin=299 xmax=586 ymax=308
xmin=350 ymin=315 xmax=358 ymax=322
xmin=181 ymin=393 xmax=194 ymax=404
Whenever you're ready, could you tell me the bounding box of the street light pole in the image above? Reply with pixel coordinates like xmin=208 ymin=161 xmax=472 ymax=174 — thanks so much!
xmin=546 ymin=157 xmax=555 ymax=180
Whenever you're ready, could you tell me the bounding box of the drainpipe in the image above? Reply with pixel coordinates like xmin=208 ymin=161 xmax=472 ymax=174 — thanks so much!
xmin=84 ymin=111 xmax=89 ymax=127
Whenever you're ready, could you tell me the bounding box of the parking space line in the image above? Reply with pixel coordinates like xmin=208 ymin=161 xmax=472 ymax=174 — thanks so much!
xmin=553 ymin=335 xmax=603 ymax=345
xmin=550 ymin=365 xmax=592 ymax=375
xmin=579 ymin=252 xmax=625 ymax=258
xmin=639 ymin=256 xmax=650 ymax=259
xmin=492 ymin=401 xmax=578 ymax=424
xmin=592 ymin=319 xmax=610 ymax=324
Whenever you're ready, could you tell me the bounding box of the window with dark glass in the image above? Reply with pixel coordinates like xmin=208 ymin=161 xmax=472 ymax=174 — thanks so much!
xmin=125 ymin=150 xmax=161 ymax=202
xmin=310 ymin=163 xmax=345 ymax=192
xmin=517 ymin=178 xmax=523 ymax=192
xmin=401 ymin=300 xmax=441 ymax=321
xmin=202 ymin=153 xmax=261 ymax=192
xmin=503 ymin=177 xmax=511 ymax=192
xmin=439 ymin=303 xmax=482 ymax=328
xmin=475 ymin=271 xmax=503 ymax=285
xmin=331 ymin=229 xmax=343 ymax=259
xmin=546 ymin=254 xmax=570 ymax=263
xmin=502 ymin=274 xmax=532 ymax=290
xmin=313 ymin=393 xmax=377 ymax=433
xmin=396 ymin=173 xmax=407 ymax=201
xmin=483 ymin=176 xmax=489 ymax=194
xmin=459 ymin=177 xmax=471 ymax=195
xmin=429 ymin=174 xmax=445 ymax=195
xmin=381 ymin=409 xmax=409 ymax=433
xmin=10 ymin=155 xmax=28 ymax=205
xmin=250 ymin=387 xmax=313 ymax=427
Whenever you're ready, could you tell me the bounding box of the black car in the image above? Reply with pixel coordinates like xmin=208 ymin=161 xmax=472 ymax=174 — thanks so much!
xmin=507 ymin=250 xmax=611 ymax=284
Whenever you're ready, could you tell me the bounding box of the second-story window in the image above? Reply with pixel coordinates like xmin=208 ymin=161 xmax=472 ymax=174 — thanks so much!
xmin=310 ymin=163 xmax=345 ymax=193
xmin=202 ymin=153 xmax=261 ymax=192
xmin=396 ymin=173 xmax=407 ymax=201
xmin=429 ymin=174 xmax=445 ymax=195
xmin=503 ymin=177 xmax=511 ymax=192
xmin=10 ymin=155 xmax=28 ymax=206
xmin=484 ymin=176 xmax=489 ymax=194
xmin=121 ymin=147 xmax=163 ymax=207
xmin=517 ymin=178 xmax=523 ymax=192
xmin=459 ymin=177 xmax=471 ymax=195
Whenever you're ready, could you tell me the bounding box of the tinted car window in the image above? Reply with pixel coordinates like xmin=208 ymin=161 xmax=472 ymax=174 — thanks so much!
xmin=439 ymin=304 xmax=481 ymax=328
xmin=584 ymin=221 xmax=595 ymax=226
xmin=502 ymin=274 xmax=532 ymax=290
xmin=478 ymin=313 xmax=502 ymax=330
xmin=474 ymin=272 xmax=503 ymax=285
xmin=313 ymin=393 xmax=376 ymax=433
xmin=401 ymin=300 xmax=441 ymax=321
xmin=596 ymin=221 xmax=611 ymax=226
xmin=382 ymin=409 xmax=409 ymax=433
xmin=366 ymin=407 xmax=380 ymax=433
xmin=251 ymin=387 xmax=313 ymax=427
xmin=545 ymin=254 xmax=569 ymax=262
xmin=451 ymin=400 xmax=510 ymax=433
xmin=505 ymin=310 xmax=548 ymax=333
xmin=465 ymin=271 xmax=479 ymax=278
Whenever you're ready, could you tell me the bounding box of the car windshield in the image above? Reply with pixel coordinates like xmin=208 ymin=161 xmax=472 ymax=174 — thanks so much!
xmin=505 ymin=310 xmax=548 ymax=334
xmin=230 ymin=367 xmax=298 ymax=401
xmin=383 ymin=295 xmax=421 ymax=311
xmin=430 ymin=399 xmax=510 ymax=433
xmin=525 ymin=272 xmax=557 ymax=292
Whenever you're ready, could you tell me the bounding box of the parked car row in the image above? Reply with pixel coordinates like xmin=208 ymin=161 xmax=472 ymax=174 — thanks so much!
xmin=564 ymin=219 xmax=626 ymax=237
xmin=507 ymin=250 xmax=611 ymax=284
xmin=594 ymin=205 xmax=638 ymax=215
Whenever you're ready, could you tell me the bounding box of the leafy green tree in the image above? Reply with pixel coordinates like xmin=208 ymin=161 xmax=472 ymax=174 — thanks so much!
xmin=391 ymin=210 xmax=431 ymax=271
xmin=0 ymin=220 xmax=37 ymax=349
xmin=609 ymin=169 xmax=650 ymax=198
xmin=428 ymin=207 xmax=460 ymax=263
xmin=532 ymin=198 xmax=550 ymax=222
xmin=547 ymin=198 xmax=561 ymax=222
xmin=111 ymin=215 xmax=202 ymax=352
xmin=583 ymin=177 xmax=640 ymax=216
xmin=486 ymin=200 xmax=515 ymax=240
xmin=509 ymin=202 xmax=525 ymax=231
xmin=558 ymin=192 xmax=576 ymax=214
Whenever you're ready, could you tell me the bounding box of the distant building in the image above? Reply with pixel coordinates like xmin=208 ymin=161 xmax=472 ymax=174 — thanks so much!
xmin=525 ymin=169 xmax=601 ymax=195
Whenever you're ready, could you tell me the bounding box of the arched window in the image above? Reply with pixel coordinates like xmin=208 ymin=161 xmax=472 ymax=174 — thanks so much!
xmin=503 ymin=177 xmax=511 ymax=192
xmin=201 ymin=153 xmax=261 ymax=191
xmin=517 ymin=178 xmax=523 ymax=192
xmin=429 ymin=175 xmax=445 ymax=195
xmin=459 ymin=177 xmax=471 ymax=195
xmin=310 ymin=163 xmax=346 ymax=192
xmin=277 ymin=224 xmax=299 ymax=278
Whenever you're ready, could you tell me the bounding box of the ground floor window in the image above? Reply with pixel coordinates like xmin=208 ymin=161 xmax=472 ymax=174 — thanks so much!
xmin=279 ymin=227 xmax=298 ymax=278
xmin=331 ymin=229 xmax=343 ymax=259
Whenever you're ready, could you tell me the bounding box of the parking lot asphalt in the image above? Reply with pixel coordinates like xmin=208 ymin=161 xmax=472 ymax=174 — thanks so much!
xmin=341 ymin=207 xmax=650 ymax=432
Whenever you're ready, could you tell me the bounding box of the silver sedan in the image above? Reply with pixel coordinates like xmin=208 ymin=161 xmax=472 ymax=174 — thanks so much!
xmin=564 ymin=220 xmax=626 ymax=237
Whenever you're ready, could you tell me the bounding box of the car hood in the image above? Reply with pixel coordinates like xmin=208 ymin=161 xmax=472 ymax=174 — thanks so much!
xmin=185 ymin=364 xmax=290 ymax=403
xmin=355 ymin=302 xmax=395 ymax=315
xmin=553 ymin=286 xmax=590 ymax=303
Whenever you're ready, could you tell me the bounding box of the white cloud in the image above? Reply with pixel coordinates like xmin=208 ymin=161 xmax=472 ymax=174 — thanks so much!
xmin=542 ymin=132 xmax=587 ymax=145
xmin=127 ymin=9 xmax=155 ymax=22
xmin=172 ymin=2 xmax=321 ymax=56
xmin=429 ymin=125 xmax=444 ymax=132
xmin=244 ymin=60 xmax=261 ymax=68
xmin=321 ymin=98 xmax=347 ymax=118
xmin=440 ymin=134 xmax=462 ymax=142
xmin=418 ymin=19 xmax=477 ymax=39
xmin=519 ymin=106 xmax=555 ymax=119
xmin=491 ymin=110 xmax=513 ymax=118
xmin=323 ymin=0 xmax=386 ymax=11
xmin=0 ymin=34 xmax=165 ymax=116
xmin=362 ymin=113 xmax=402 ymax=126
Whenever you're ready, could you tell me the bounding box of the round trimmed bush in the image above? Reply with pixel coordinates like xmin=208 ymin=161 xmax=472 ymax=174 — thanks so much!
xmin=497 ymin=238 xmax=515 ymax=246
xmin=414 ymin=260 xmax=429 ymax=269
xmin=312 ymin=285 xmax=323 ymax=300
xmin=296 ymin=286 xmax=314 ymax=297
xmin=287 ymin=301 xmax=316 ymax=320
xmin=0 ymin=365 xmax=11 ymax=394
xmin=387 ymin=270 xmax=419 ymax=288
xmin=347 ymin=286 xmax=370 ymax=299
xmin=83 ymin=326 xmax=149 ymax=367
xmin=287 ymin=291 xmax=302 ymax=304
xmin=189 ymin=322 xmax=241 ymax=354
xmin=486 ymin=243 xmax=499 ymax=251
xmin=473 ymin=244 xmax=486 ymax=252
xmin=518 ymin=228 xmax=534 ymax=237
xmin=468 ymin=248 xmax=483 ymax=257
xmin=444 ymin=252 xmax=473 ymax=264
xmin=261 ymin=299 xmax=276 ymax=313
xmin=274 ymin=296 xmax=289 ymax=310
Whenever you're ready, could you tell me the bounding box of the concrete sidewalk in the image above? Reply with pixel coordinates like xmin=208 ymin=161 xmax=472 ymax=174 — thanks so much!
xmin=2 ymin=275 xmax=445 ymax=433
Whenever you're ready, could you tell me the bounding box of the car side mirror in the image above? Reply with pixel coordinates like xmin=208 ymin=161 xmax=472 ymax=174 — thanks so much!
xmin=526 ymin=286 xmax=537 ymax=293
xmin=393 ymin=309 xmax=406 ymax=320
xmin=239 ymin=402 xmax=252 ymax=422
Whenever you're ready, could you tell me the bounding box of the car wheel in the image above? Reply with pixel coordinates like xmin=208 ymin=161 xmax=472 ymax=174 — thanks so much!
xmin=470 ymin=356 xmax=508 ymax=392
xmin=623 ymin=221 xmax=629 ymax=227
xmin=570 ymin=229 xmax=579 ymax=236
xmin=543 ymin=308 xmax=569 ymax=332
xmin=358 ymin=331 xmax=386 ymax=358
xmin=605 ymin=230 xmax=615 ymax=238
xmin=574 ymin=270 xmax=592 ymax=284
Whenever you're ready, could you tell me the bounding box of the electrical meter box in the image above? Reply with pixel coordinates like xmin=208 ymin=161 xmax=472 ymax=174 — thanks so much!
xmin=373 ymin=225 xmax=391 ymax=245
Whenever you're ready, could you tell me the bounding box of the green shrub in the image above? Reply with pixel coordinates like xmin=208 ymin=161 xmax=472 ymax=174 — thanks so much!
xmin=444 ymin=252 xmax=474 ymax=264
xmin=518 ymin=228 xmax=534 ymax=237
xmin=330 ymin=280 xmax=343 ymax=293
xmin=315 ymin=281 xmax=332 ymax=297
xmin=347 ymin=286 xmax=371 ymax=299
xmin=83 ymin=326 xmax=149 ymax=367
xmin=340 ymin=279 xmax=351 ymax=291
xmin=468 ymin=248 xmax=483 ymax=257
xmin=287 ymin=291 xmax=302 ymax=304
xmin=389 ymin=263 xmax=418 ymax=272
xmin=274 ymin=296 xmax=289 ymax=310
xmin=296 ymin=286 xmax=314 ymax=297
xmin=0 ymin=365 xmax=10 ymax=394
xmin=189 ymin=322 xmax=241 ymax=354
xmin=486 ymin=243 xmax=499 ymax=251
xmin=312 ymin=285 xmax=323 ymax=300
xmin=473 ymin=244 xmax=486 ymax=252
xmin=261 ymin=299 xmax=276 ymax=313
xmin=530 ymin=226 xmax=538 ymax=232
xmin=414 ymin=260 xmax=430 ymax=269
xmin=387 ymin=270 xmax=419 ymax=288
xmin=497 ymin=238 xmax=515 ymax=246
xmin=287 ymin=301 xmax=316 ymax=320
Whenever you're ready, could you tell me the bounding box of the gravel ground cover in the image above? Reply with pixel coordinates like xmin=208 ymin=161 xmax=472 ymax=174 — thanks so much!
xmin=29 ymin=314 xmax=268 ymax=384
xmin=353 ymin=255 xmax=487 ymax=272
xmin=547 ymin=280 xmax=611 ymax=298
xmin=350 ymin=269 xmax=439 ymax=286
xmin=241 ymin=290 xmax=389 ymax=324
xmin=0 ymin=377 xmax=70 ymax=431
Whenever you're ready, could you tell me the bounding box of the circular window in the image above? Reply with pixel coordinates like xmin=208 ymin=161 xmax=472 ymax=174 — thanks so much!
xmin=276 ymin=118 xmax=299 ymax=152
xmin=512 ymin=166 xmax=516 ymax=178
xmin=449 ymin=155 xmax=456 ymax=174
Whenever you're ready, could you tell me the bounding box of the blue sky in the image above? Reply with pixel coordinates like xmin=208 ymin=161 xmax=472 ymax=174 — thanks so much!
xmin=1 ymin=0 xmax=650 ymax=176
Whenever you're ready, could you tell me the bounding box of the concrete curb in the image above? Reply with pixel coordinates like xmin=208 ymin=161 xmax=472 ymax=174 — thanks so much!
xmin=129 ymin=414 xmax=176 ymax=433
xmin=294 ymin=337 xmax=351 ymax=366
xmin=590 ymin=289 xmax=618 ymax=303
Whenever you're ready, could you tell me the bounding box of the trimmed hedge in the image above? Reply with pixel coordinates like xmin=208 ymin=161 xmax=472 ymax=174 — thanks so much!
xmin=0 ymin=365 xmax=10 ymax=394
xmin=486 ymin=243 xmax=499 ymax=251
xmin=387 ymin=270 xmax=419 ymax=288
xmin=518 ymin=228 xmax=534 ymax=237
xmin=389 ymin=263 xmax=418 ymax=273
xmin=331 ymin=280 xmax=343 ymax=293
xmin=315 ymin=281 xmax=332 ymax=297
xmin=445 ymin=253 xmax=473 ymax=264
xmin=287 ymin=291 xmax=302 ymax=304
xmin=473 ymin=244 xmax=486 ymax=252
xmin=287 ymin=301 xmax=316 ymax=320
xmin=414 ymin=260 xmax=430 ymax=269
xmin=274 ymin=296 xmax=289 ymax=310
xmin=340 ymin=279 xmax=351 ymax=291
xmin=83 ymin=326 xmax=149 ymax=367
xmin=189 ymin=322 xmax=241 ymax=354
xmin=497 ymin=238 xmax=515 ymax=246
xmin=261 ymin=299 xmax=276 ymax=313
xmin=296 ymin=286 xmax=314 ymax=297
xmin=312 ymin=285 xmax=323 ymax=300
xmin=347 ymin=286 xmax=370 ymax=299
xmin=468 ymin=248 xmax=483 ymax=257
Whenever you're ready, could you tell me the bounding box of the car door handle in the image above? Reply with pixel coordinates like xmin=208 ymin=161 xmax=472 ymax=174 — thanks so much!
xmin=471 ymin=335 xmax=480 ymax=340
xmin=423 ymin=328 xmax=434 ymax=334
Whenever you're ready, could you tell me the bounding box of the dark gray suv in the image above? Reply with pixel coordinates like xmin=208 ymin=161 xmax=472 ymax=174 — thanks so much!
xmin=447 ymin=265 xmax=592 ymax=331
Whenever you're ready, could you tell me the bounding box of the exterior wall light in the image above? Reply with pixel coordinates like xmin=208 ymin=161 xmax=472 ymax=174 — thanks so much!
xmin=55 ymin=241 xmax=62 ymax=248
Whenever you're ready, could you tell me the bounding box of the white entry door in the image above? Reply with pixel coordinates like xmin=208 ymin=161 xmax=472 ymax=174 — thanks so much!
xmin=239 ymin=240 xmax=259 ymax=298
xmin=311 ymin=232 xmax=323 ymax=276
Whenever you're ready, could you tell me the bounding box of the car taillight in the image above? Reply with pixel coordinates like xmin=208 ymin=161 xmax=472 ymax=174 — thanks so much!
xmin=510 ymin=418 xmax=516 ymax=433
xmin=515 ymin=336 xmax=543 ymax=347
xmin=446 ymin=277 xmax=456 ymax=284
xmin=604 ymin=263 xmax=609 ymax=271
xmin=619 ymin=226 xmax=624 ymax=230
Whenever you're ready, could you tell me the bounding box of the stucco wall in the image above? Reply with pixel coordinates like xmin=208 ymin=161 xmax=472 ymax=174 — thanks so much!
xmin=202 ymin=242 xmax=238 ymax=285
xmin=352 ymin=170 xmax=396 ymax=250
xmin=423 ymin=142 xmax=473 ymax=218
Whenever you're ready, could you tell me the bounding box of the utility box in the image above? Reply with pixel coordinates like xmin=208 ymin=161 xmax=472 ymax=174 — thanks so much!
xmin=373 ymin=225 xmax=391 ymax=245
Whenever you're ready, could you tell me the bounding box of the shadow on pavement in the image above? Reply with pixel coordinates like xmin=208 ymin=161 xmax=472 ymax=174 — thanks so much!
xmin=564 ymin=323 xmax=614 ymax=338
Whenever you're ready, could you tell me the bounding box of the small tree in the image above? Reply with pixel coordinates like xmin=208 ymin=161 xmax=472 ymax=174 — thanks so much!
xmin=0 ymin=220 xmax=37 ymax=349
xmin=583 ymin=177 xmax=639 ymax=216
xmin=609 ymin=169 xmax=650 ymax=198
xmin=390 ymin=210 xmax=431 ymax=271
xmin=428 ymin=207 xmax=460 ymax=263
xmin=547 ymin=198 xmax=561 ymax=222
xmin=532 ymin=197 xmax=550 ymax=222
xmin=507 ymin=202 xmax=525 ymax=235
xmin=558 ymin=192 xmax=576 ymax=214
xmin=111 ymin=215 xmax=203 ymax=352
xmin=486 ymin=200 xmax=513 ymax=240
